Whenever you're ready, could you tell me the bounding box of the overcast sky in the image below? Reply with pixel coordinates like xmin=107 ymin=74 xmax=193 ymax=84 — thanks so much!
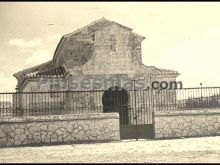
xmin=1 ymin=2 xmax=220 ymax=91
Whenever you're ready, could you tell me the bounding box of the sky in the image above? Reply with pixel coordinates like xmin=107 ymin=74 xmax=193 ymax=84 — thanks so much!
xmin=1 ymin=2 xmax=220 ymax=91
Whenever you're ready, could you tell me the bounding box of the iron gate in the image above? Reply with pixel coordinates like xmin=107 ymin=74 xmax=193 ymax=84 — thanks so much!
xmin=102 ymin=87 xmax=155 ymax=139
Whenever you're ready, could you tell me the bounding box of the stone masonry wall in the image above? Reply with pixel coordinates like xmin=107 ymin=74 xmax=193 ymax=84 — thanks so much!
xmin=0 ymin=113 xmax=120 ymax=147
xmin=154 ymin=110 xmax=220 ymax=139
xmin=82 ymin=23 xmax=143 ymax=75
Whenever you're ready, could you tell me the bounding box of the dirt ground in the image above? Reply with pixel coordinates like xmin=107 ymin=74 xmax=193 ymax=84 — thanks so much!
xmin=0 ymin=136 xmax=219 ymax=163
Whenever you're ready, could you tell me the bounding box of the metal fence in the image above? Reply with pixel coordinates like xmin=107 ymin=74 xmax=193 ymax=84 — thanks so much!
xmin=153 ymin=87 xmax=220 ymax=111
xmin=0 ymin=87 xmax=220 ymax=117
xmin=0 ymin=90 xmax=104 ymax=117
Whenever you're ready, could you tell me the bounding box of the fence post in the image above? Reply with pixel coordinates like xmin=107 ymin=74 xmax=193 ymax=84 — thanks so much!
xmin=133 ymin=78 xmax=138 ymax=141
xmin=152 ymin=110 xmax=155 ymax=139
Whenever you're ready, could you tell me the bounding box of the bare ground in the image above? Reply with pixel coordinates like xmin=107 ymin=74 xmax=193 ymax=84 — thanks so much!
xmin=0 ymin=136 xmax=219 ymax=163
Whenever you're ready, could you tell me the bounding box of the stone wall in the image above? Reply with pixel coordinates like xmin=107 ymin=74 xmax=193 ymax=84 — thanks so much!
xmin=82 ymin=23 xmax=144 ymax=75
xmin=154 ymin=110 xmax=220 ymax=139
xmin=0 ymin=113 xmax=120 ymax=147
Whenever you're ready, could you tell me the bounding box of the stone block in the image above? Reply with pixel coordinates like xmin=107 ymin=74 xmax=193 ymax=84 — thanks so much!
xmin=73 ymin=129 xmax=79 ymax=134
xmin=14 ymin=139 xmax=22 ymax=146
xmin=28 ymin=126 xmax=38 ymax=133
xmin=78 ymin=125 xmax=83 ymax=131
xmin=8 ymin=137 xmax=14 ymax=144
xmin=57 ymin=135 xmax=64 ymax=142
xmin=10 ymin=125 xmax=16 ymax=131
xmin=66 ymin=125 xmax=73 ymax=132
xmin=44 ymin=138 xmax=51 ymax=143
xmin=97 ymin=134 xmax=105 ymax=140
xmin=0 ymin=129 xmax=5 ymax=138
xmin=83 ymin=124 xmax=90 ymax=131
xmin=50 ymin=133 xmax=58 ymax=141
xmin=2 ymin=125 xmax=11 ymax=134
xmin=48 ymin=124 xmax=59 ymax=132
xmin=18 ymin=134 xmax=26 ymax=143
xmin=208 ymin=125 xmax=214 ymax=132
xmin=27 ymin=133 xmax=35 ymax=143
xmin=63 ymin=134 xmax=72 ymax=142
xmin=0 ymin=137 xmax=7 ymax=146
xmin=55 ymin=129 xmax=63 ymax=135
xmin=40 ymin=130 xmax=48 ymax=136
xmin=18 ymin=125 xmax=26 ymax=129
xmin=40 ymin=125 xmax=48 ymax=131
xmin=78 ymin=130 xmax=84 ymax=136
xmin=155 ymin=133 xmax=163 ymax=139
xmin=192 ymin=125 xmax=197 ymax=131
xmin=60 ymin=127 xmax=67 ymax=132
xmin=14 ymin=128 xmax=24 ymax=135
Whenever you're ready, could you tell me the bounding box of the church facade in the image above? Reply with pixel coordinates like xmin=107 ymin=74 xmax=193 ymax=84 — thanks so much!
xmin=13 ymin=18 xmax=179 ymax=122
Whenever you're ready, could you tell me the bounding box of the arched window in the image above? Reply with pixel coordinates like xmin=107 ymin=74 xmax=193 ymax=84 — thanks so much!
xmin=110 ymin=34 xmax=117 ymax=53
xmin=91 ymin=33 xmax=95 ymax=41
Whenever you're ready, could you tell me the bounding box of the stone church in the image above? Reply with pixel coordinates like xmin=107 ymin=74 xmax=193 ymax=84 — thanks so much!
xmin=13 ymin=18 xmax=179 ymax=122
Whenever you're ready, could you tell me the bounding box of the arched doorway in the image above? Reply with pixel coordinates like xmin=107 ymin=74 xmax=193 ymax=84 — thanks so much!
xmin=102 ymin=86 xmax=129 ymax=124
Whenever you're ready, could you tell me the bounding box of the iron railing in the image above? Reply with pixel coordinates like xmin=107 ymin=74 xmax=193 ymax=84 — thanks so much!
xmin=153 ymin=87 xmax=220 ymax=111
xmin=0 ymin=90 xmax=104 ymax=117
xmin=0 ymin=87 xmax=220 ymax=117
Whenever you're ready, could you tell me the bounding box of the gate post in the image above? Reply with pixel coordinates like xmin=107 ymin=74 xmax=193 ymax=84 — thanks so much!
xmin=149 ymin=89 xmax=155 ymax=139
xmin=152 ymin=110 xmax=155 ymax=139
xmin=133 ymin=78 xmax=138 ymax=141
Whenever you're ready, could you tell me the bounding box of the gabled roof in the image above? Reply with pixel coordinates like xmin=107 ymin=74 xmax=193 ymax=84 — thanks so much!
xmin=63 ymin=17 xmax=132 ymax=38
xmin=156 ymin=67 xmax=180 ymax=76
xmin=14 ymin=61 xmax=66 ymax=90
xmin=53 ymin=17 xmax=146 ymax=61
xmin=144 ymin=65 xmax=180 ymax=76
xmin=157 ymin=68 xmax=180 ymax=76
xmin=25 ymin=66 xmax=66 ymax=77
xmin=13 ymin=60 xmax=56 ymax=79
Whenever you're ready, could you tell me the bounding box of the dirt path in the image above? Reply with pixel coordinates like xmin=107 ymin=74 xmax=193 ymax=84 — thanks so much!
xmin=0 ymin=136 xmax=219 ymax=163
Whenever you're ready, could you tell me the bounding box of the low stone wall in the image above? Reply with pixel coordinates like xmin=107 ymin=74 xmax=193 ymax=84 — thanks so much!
xmin=0 ymin=113 xmax=120 ymax=147
xmin=154 ymin=109 xmax=220 ymax=139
